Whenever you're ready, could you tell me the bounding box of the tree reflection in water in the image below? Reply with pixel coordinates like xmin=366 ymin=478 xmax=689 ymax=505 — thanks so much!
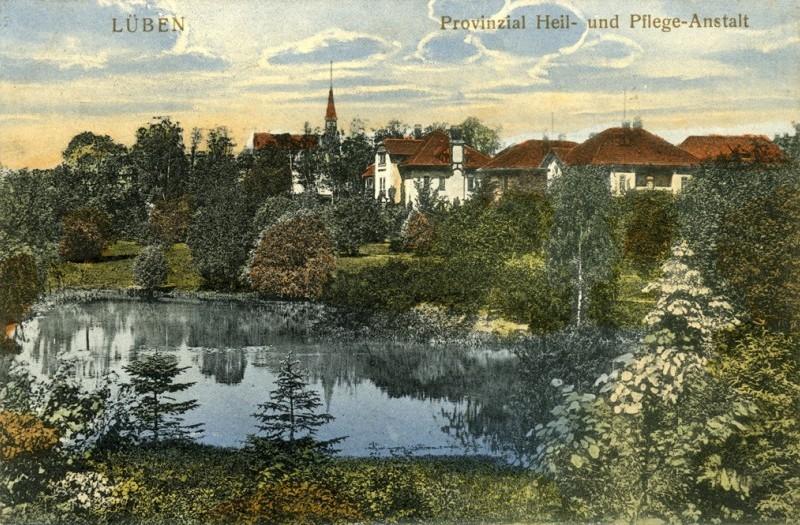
xmin=13 ymin=298 xmax=552 ymax=460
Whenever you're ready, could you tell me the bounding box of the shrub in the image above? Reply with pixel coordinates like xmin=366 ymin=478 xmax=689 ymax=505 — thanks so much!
xmin=401 ymin=211 xmax=436 ymax=255
xmin=323 ymin=196 xmax=386 ymax=255
xmin=248 ymin=211 xmax=336 ymax=300
xmin=132 ymin=245 xmax=168 ymax=292
xmin=250 ymin=195 xmax=301 ymax=243
xmin=324 ymin=259 xmax=417 ymax=313
xmin=0 ymin=236 xmax=41 ymax=327
xmin=58 ymin=207 xmax=111 ymax=262
xmin=149 ymin=196 xmax=191 ymax=244
xmin=0 ymin=410 xmax=60 ymax=506
xmin=618 ymin=191 xmax=677 ymax=276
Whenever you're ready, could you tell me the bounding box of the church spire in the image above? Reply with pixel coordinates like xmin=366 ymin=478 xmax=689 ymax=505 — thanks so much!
xmin=325 ymin=61 xmax=337 ymax=123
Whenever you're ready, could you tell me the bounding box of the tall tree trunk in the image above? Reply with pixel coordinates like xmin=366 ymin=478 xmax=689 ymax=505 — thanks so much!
xmin=577 ymin=236 xmax=584 ymax=326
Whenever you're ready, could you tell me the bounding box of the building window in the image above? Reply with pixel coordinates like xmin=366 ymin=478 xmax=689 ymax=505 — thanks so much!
xmin=646 ymin=176 xmax=655 ymax=189
xmin=618 ymin=175 xmax=626 ymax=194
xmin=378 ymin=152 xmax=387 ymax=165
xmin=379 ymin=177 xmax=386 ymax=191
xmin=438 ymin=177 xmax=446 ymax=191
xmin=366 ymin=178 xmax=374 ymax=190
xmin=467 ymin=176 xmax=476 ymax=192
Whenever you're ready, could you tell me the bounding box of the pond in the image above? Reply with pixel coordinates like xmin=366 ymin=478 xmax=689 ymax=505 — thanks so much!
xmin=10 ymin=298 xmax=533 ymax=462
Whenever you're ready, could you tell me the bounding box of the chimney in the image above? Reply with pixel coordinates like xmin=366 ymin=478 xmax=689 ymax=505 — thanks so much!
xmin=632 ymin=116 xmax=643 ymax=129
xmin=622 ymin=120 xmax=631 ymax=129
xmin=413 ymin=124 xmax=423 ymax=139
xmin=450 ymin=126 xmax=464 ymax=172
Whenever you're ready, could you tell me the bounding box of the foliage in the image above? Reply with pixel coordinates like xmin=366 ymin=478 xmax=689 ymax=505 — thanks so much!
xmin=323 ymin=195 xmax=386 ymax=255
xmin=459 ymin=116 xmax=502 ymax=156
xmin=617 ymin=190 xmax=677 ymax=276
xmin=712 ymin=331 xmax=800 ymax=522
xmin=324 ymin=259 xmax=418 ymax=314
xmin=250 ymin=196 xmax=303 ymax=242
xmin=186 ymin=182 xmax=254 ymax=290
xmin=131 ymin=117 xmax=189 ymax=202
xmin=487 ymin=255 xmax=566 ymax=330
xmin=534 ymin=243 xmax=748 ymax=523
xmin=678 ymin=162 xmax=800 ymax=333
xmin=247 ymin=211 xmax=336 ymax=300
xmin=0 ymin=169 xmax=60 ymax=253
xmin=400 ymin=211 xmax=436 ymax=255
xmin=0 ymin=236 xmax=41 ymax=326
xmin=124 ymin=352 xmax=202 ymax=443
xmin=149 ymin=196 xmax=191 ymax=244
xmin=132 ymin=245 xmax=168 ymax=292
xmin=59 ymin=207 xmax=111 ymax=263
xmin=250 ymin=352 xmax=337 ymax=446
xmin=547 ymin=167 xmax=618 ymax=326
xmin=238 ymin=146 xmax=293 ymax=208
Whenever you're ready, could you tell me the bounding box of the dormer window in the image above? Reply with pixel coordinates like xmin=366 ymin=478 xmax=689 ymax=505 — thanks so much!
xmin=378 ymin=152 xmax=387 ymax=165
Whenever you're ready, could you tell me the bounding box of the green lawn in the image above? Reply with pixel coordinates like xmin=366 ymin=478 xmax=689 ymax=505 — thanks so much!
xmin=335 ymin=242 xmax=412 ymax=273
xmin=53 ymin=241 xmax=202 ymax=291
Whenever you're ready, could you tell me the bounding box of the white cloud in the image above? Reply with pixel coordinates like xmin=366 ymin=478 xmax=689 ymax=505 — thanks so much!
xmin=259 ymin=28 xmax=401 ymax=68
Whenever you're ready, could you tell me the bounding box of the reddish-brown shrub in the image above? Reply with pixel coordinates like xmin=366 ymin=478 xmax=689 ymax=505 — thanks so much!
xmin=59 ymin=207 xmax=111 ymax=262
xmin=248 ymin=212 xmax=335 ymax=300
xmin=401 ymin=211 xmax=436 ymax=255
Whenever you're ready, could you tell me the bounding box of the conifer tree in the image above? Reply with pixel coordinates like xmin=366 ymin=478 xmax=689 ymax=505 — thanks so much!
xmin=124 ymin=352 xmax=202 ymax=443
xmin=251 ymin=352 xmax=335 ymax=445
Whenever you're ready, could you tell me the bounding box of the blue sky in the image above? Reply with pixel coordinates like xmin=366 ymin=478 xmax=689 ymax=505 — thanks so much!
xmin=0 ymin=0 xmax=798 ymax=168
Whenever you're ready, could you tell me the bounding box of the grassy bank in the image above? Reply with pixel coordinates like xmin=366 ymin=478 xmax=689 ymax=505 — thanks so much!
xmin=8 ymin=444 xmax=562 ymax=525
xmin=52 ymin=241 xmax=202 ymax=291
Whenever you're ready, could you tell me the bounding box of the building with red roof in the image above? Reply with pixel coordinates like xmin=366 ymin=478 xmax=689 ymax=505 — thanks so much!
xmin=478 ymin=139 xmax=577 ymax=196
xmin=560 ymin=123 xmax=699 ymax=195
xmin=678 ymin=134 xmax=786 ymax=164
xmin=363 ymin=129 xmax=491 ymax=205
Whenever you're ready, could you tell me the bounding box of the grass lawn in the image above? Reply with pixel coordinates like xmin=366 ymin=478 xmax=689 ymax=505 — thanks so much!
xmin=335 ymin=242 xmax=412 ymax=273
xmin=52 ymin=241 xmax=202 ymax=291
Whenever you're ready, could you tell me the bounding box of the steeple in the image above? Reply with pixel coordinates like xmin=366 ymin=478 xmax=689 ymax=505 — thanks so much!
xmin=325 ymin=61 xmax=337 ymax=132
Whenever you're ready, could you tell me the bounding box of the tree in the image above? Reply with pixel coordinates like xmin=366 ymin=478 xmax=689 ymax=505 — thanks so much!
xmin=323 ymin=196 xmax=385 ymax=255
xmin=617 ymin=191 xmax=677 ymax=276
xmin=58 ymin=207 xmax=111 ymax=262
xmin=678 ymin=161 xmax=800 ymax=333
xmin=535 ymin=243 xmax=748 ymax=523
xmin=459 ymin=116 xmax=502 ymax=156
xmin=148 ymin=196 xmax=191 ymax=244
xmin=251 ymin=352 xmax=335 ymax=445
xmin=239 ymin=146 xmax=293 ymax=208
xmin=131 ymin=117 xmax=189 ymax=203
xmin=186 ymin=177 xmax=254 ymax=290
xmin=133 ymin=245 xmax=168 ymax=294
xmin=372 ymin=119 xmax=411 ymax=143
xmin=124 ymin=352 xmax=202 ymax=443
xmin=247 ymin=211 xmax=336 ymax=300
xmin=546 ymin=167 xmax=618 ymax=326
xmin=401 ymin=211 xmax=436 ymax=255
xmin=0 ymin=234 xmax=41 ymax=328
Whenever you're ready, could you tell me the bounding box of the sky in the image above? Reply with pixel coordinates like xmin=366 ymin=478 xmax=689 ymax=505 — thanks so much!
xmin=0 ymin=0 xmax=798 ymax=169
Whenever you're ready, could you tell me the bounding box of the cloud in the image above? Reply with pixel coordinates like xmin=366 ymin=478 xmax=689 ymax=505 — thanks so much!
xmin=568 ymin=34 xmax=643 ymax=69
xmin=427 ymin=0 xmax=507 ymax=23
xmin=260 ymin=28 xmax=400 ymax=67
xmin=408 ymin=32 xmax=482 ymax=64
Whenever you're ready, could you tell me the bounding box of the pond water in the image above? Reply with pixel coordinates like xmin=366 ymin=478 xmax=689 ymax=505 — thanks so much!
xmin=10 ymin=298 xmax=532 ymax=462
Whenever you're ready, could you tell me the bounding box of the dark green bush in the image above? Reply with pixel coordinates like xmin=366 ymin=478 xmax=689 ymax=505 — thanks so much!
xmin=324 ymin=259 xmax=417 ymax=313
xmin=58 ymin=207 xmax=111 ymax=262
xmin=149 ymin=196 xmax=191 ymax=244
xmin=323 ymin=196 xmax=386 ymax=255
xmin=133 ymin=245 xmax=168 ymax=292
xmin=617 ymin=191 xmax=677 ymax=276
xmin=0 ymin=237 xmax=41 ymax=327
xmin=250 ymin=195 xmax=302 ymax=244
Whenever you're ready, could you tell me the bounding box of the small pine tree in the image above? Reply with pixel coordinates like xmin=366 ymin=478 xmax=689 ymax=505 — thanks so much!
xmin=251 ymin=352 xmax=336 ymax=446
xmin=124 ymin=352 xmax=202 ymax=443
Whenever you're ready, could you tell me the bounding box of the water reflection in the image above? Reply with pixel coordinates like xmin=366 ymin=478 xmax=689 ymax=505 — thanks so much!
xmin=12 ymin=299 xmax=532 ymax=461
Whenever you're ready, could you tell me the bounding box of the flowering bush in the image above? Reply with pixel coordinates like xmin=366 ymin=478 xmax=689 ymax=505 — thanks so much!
xmin=50 ymin=470 xmax=137 ymax=518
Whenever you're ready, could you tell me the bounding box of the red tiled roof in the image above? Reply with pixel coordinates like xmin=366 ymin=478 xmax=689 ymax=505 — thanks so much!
xmin=564 ymin=127 xmax=698 ymax=167
xmin=401 ymin=130 xmax=491 ymax=169
xmin=253 ymin=133 xmax=317 ymax=151
xmin=361 ymin=163 xmax=375 ymax=178
xmin=481 ymin=139 xmax=577 ymax=170
xmin=678 ymin=135 xmax=786 ymax=163
xmin=383 ymin=138 xmax=423 ymax=156
xmin=325 ymin=88 xmax=337 ymax=120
